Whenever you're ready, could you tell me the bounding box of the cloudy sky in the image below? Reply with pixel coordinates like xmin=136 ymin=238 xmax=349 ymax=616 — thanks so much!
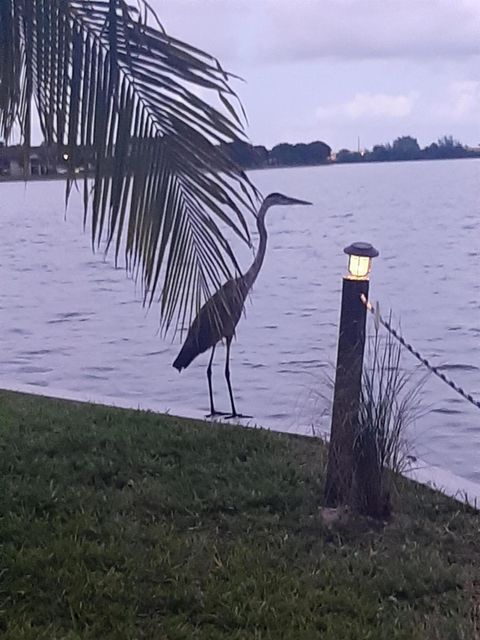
xmin=151 ymin=0 xmax=480 ymax=152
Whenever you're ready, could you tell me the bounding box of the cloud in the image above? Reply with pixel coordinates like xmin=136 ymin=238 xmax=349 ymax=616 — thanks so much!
xmin=429 ymin=80 xmax=480 ymax=122
xmin=448 ymin=81 xmax=480 ymax=119
xmin=149 ymin=0 xmax=480 ymax=65
xmin=261 ymin=0 xmax=480 ymax=63
xmin=316 ymin=92 xmax=416 ymax=121
xmin=345 ymin=93 xmax=414 ymax=118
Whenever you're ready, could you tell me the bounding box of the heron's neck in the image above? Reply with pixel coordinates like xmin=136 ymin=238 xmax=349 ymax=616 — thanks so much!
xmin=244 ymin=205 xmax=268 ymax=290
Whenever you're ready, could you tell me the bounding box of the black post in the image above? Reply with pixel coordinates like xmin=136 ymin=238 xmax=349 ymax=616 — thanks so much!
xmin=324 ymin=242 xmax=378 ymax=508
xmin=324 ymin=278 xmax=369 ymax=506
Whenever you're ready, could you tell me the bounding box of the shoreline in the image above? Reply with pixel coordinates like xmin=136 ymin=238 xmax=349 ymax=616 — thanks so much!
xmin=0 ymin=377 xmax=478 ymax=508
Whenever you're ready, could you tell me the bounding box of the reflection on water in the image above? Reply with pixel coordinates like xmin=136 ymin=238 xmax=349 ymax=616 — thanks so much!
xmin=0 ymin=159 xmax=479 ymax=482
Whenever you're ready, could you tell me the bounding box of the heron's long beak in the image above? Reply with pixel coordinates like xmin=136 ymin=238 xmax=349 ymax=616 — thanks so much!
xmin=287 ymin=197 xmax=313 ymax=205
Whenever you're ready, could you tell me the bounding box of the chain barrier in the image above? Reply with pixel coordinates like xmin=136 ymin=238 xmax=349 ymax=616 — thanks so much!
xmin=360 ymin=294 xmax=480 ymax=412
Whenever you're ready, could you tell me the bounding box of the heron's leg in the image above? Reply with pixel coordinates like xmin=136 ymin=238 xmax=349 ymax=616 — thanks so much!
xmin=206 ymin=345 xmax=216 ymax=415
xmin=224 ymin=336 xmax=237 ymax=417
xmin=224 ymin=337 xmax=252 ymax=420
xmin=206 ymin=345 xmax=228 ymax=418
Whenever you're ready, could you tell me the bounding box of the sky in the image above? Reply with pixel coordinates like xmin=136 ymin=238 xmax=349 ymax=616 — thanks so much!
xmin=150 ymin=0 xmax=480 ymax=152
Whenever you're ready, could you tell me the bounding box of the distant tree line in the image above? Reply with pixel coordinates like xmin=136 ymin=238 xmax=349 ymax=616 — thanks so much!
xmin=4 ymin=134 xmax=476 ymax=175
xmin=220 ymin=140 xmax=332 ymax=169
xmin=336 ymin=136 xmax=480 ymax=164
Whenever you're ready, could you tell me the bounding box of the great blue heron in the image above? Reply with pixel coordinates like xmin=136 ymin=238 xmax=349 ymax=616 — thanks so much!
xmin=172 ymin=192 xmax=312 ymax=417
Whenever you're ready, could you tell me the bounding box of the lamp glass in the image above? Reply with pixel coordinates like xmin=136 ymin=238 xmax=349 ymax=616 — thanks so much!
xmin=347 ymin=254 xmax=371 ymax=280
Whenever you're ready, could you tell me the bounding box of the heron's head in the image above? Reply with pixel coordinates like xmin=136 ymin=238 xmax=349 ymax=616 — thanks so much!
xmin=260 ymin=192 xmax=312 ymax=213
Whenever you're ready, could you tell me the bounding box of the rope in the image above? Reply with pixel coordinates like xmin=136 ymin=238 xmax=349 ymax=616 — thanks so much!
xmin=360 ymin=294 xmax=480 ymax=412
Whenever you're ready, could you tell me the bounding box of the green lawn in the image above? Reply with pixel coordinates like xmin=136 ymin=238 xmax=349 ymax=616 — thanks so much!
xmin=0 ymin=389 xmax=478 ymax=639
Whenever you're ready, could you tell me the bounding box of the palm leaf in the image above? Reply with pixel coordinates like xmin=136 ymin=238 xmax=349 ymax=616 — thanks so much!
xmin=0 ymin=0 xmax=258 ymax=334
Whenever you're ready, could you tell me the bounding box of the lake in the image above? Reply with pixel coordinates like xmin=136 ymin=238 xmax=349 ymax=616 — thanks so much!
xmin=1 ymin=159 xmax=479 ymax=483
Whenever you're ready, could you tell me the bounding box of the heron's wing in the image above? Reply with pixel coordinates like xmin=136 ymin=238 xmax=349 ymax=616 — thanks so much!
xmin=173 ymin=277 xmax=248 ymax=369
xmin=202 ymin=277 xmax=249 ymax=333
xmin=187 ymin=278 xmax=247 ymax=340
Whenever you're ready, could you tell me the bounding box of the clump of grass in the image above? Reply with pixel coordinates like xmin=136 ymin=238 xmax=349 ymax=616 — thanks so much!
xmin=0 ymin=389 xmax=478 ymax=639
xmin=353 ymin=316 xmax=427 ymax=517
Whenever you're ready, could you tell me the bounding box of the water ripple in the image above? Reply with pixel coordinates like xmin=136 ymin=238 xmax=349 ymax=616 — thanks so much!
xmin=436 ymin=363 xmax=479 ymax=372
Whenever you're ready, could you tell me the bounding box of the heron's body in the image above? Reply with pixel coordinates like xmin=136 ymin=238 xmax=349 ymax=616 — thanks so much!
xmin=172 ymin=276 xmax=249 ymax=371
xmin=173 ymin=192 xmax=311 ymax=417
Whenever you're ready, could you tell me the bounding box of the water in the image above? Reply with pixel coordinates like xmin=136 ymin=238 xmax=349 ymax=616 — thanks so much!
xmin=1 ymin=159 xmax=479 ymax=482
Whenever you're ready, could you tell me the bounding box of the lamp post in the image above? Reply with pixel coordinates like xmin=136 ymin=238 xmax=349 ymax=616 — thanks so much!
xmin=324 ymin=241 xmax=379 ymax=507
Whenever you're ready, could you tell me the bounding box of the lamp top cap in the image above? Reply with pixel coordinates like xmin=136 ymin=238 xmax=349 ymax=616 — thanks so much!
xmin=344 ymin=241 xmax=379 ymax=258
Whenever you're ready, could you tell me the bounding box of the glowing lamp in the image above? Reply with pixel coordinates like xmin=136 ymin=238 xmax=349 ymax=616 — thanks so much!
xmin=343 ymin=242 xmax=379 ymax=280
xmin=63 ymin=153 xmax=69 ymax=161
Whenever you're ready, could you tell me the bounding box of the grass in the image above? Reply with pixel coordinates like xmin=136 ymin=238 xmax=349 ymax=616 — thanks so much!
xmin=0 ymin=389 xmax=479 ymax=639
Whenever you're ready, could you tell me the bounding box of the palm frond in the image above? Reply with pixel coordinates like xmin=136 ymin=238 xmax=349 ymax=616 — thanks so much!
xmin=0 ymin=0 xmax=258 ymax=334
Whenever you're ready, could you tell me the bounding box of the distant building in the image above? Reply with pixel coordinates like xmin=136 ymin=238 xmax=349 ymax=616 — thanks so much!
xmin=0 ymin=144 xmax=56 ymax=177
xmin=0 ymin=145 xmax=24 ymax=176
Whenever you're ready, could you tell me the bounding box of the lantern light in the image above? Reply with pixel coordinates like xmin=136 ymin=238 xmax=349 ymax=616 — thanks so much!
xmin=343 ymin=242 xmax=379 ymax=280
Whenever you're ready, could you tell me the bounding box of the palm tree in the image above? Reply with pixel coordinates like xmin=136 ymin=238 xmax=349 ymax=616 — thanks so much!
xmin=0 ymin=0 xmax=257 ymax=333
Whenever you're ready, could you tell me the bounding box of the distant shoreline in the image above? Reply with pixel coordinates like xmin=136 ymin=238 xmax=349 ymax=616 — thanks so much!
xmin=0 ymin=171 xmax=92 ymax=184
xmin=0 ymin=155 xmax=478 ymax=184
xmin=248 ymin=155 xmax=480 ymax=172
